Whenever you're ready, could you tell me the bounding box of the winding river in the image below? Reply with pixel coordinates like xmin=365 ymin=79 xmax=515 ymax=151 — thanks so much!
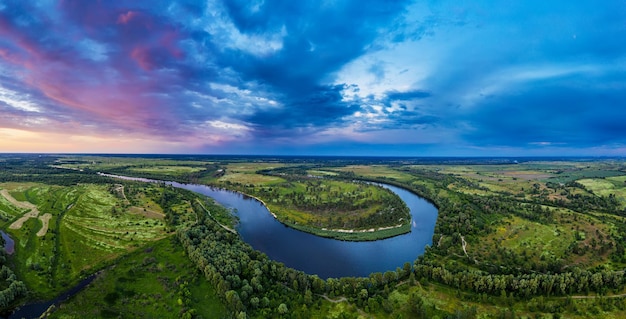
xmin=102 ymin=174 xmax=439 ymax=279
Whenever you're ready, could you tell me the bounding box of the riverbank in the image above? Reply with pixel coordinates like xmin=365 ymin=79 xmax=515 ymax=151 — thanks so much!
xmin=229 ymin=188 xmax=411 ymax=241
xmin=286 ymin=221 xmax=411 ymax=241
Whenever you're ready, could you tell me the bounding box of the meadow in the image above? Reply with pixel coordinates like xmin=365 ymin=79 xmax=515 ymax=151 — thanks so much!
xmin=49 ymin=237 xmax=227 ymax=319
xmin=0 ymin=182 xmax=174 ymax=299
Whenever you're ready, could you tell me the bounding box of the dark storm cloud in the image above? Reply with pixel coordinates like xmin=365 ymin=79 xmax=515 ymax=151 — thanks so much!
xmin=246 ymin=84 xmax=361 ymax=137
xmin=463 ymin=75 xmax=626 ymax=147
xmin=386 ymin=90 xmax=431 ymax=101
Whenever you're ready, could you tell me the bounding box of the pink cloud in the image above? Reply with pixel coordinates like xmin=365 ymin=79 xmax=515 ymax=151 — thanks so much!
xmin=130 ymin=46 xmax=155 ymax=70
xmin=117 ymin=11 xmax=139 ymax=24
xmin=0 ymin=4 xmax=195 ymax=144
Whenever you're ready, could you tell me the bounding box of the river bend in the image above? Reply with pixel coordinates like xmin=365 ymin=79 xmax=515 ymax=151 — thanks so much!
xmin=100 ymin=174 xmax=439 ymax=278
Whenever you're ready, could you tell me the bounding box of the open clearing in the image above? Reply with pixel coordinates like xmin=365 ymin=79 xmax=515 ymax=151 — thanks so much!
xmin=332 ymin=165 xmax=415 ymax=182
xmin=128 ymin=165 xmax=206 ymax=174
xmin=578 ymin=176 xmax=626 ymax=208
xmin=218 ymin=171 xmax=283 ymax=185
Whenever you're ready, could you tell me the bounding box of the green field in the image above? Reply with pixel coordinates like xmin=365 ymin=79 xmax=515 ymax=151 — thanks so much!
xmin=49 ymin=237 xmax=227 ymax=319
xmin=0 ymin=182 xmax=177 ymax=299
xmin=578 ymin=176 xmax=626 ymax=208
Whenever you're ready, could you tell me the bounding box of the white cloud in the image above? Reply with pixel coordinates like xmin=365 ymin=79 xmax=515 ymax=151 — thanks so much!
xmin=0 ymin=86 xmax=42 ymax=112
xmin=206 ymin=120 xmax=251 ymax=132
xmin=203 ymin=2 xmax=286 ymax=57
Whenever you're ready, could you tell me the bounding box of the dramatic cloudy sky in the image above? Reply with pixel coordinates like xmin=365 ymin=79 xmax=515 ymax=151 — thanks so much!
xmin=0 ymin=0 xmax=625 ymax=155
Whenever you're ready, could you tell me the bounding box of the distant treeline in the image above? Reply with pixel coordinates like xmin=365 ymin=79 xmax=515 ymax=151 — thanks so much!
xmin=0 ymin=157 xmax=111 ymax=186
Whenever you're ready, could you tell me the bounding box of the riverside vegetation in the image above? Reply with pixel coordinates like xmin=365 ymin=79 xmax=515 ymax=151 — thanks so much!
xmin=2 ymin=154 xmax=626 ymax=318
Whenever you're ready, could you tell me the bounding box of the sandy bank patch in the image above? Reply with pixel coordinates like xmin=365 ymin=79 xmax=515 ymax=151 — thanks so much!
xmin=9 ymin=210 xmax=39 ymax=229
xmin=321 ymin=224 xmax=404 ymax=233
xmin=1 ymin=189 xmax=37 ymax=210
xmin=37 ymin=213 xmax=52 ymax=236
xmin=2 ymin=189 xmax=41 ymax=230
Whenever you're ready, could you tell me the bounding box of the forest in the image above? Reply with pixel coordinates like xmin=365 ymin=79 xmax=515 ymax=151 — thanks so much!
xmin=2 ymin=154 xmax=626 ymax=318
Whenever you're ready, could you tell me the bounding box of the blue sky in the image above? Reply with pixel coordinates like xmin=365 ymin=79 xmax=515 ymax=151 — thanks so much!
xmin=0 ymin=0 xmax=625 ymax=156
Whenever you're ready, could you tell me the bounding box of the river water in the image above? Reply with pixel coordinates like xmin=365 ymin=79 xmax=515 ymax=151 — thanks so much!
xmin=101 ymin=174 xmax=439 ymax=278
xmin=1 ymin=230 xmax=14 ymax=255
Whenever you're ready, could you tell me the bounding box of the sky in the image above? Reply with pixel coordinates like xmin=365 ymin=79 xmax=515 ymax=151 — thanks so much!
xmin=0 ymin=0 xmax=625 ymax=156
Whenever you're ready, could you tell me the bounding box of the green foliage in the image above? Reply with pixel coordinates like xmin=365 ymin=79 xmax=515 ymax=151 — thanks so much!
xmin=48 ymin=237 xmax=227 ymax=318
xmin=217 ymin=174 xmax=411 ymax=240
xmin=0 ymin=248 xmax=27 ymax=312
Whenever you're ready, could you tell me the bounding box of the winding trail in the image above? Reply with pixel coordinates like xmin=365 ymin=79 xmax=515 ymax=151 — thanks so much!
xmin=318 ymin=294 xmax=347 ymax=303
xmin=113 ymin=184 xmax=128 ymax=201
xmin=195 ymin=199 xmax=237 ymax=234
xmin=568 ymin=292 xmax=626 ymax=300
xmin=460 ymin=235 xmax=468 ymax=257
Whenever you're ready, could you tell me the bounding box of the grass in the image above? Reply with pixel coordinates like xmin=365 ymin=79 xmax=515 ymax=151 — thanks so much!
xmin=331 ymin=165 xmax=415 ymax=182
xmin=0 ymin=194 xmax=25 ymax=226
xmin=1 ymin=183 xmax=170 ymax=299
xmin=128 ymin=165 xmax=206 ymax=175
xmin=49 ymin=237 xmax=227 ymax=319
xmin=219 ymin=172 xmax=284 ymax=185
xmin=218 ymin=163 xmax=286 ymax=185
xmin=578 ymin=177 xmax=626 ymax=208
xmin=252 ymin=179 xmax=411 ymax=240
xmin=467 ymin=209 xmax=613 ymax=268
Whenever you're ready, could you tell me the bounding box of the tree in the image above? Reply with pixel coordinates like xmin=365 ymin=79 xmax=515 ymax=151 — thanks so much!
xmin=278 ymin=303 xmax=288 ymax=315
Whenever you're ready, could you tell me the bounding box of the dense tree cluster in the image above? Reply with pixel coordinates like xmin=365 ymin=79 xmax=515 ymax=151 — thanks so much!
xmin=0 ymin=240 xmax=27 ymax=311
xmin=415 ymin=257 xmax=626 ymax=298
xmin=0 ymin=158 xmax=111 ymax=186
xmin=176 ymin=197 xmax=419 ymax=317
xmin=244 ymin=181 xmax=409 ymax=230
xmin=105 ymin=163 xmax=225 ymax=185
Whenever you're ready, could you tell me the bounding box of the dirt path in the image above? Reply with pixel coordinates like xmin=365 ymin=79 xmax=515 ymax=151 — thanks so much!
xmin=1 ymin=189 xmax=36 ymax=210
xmin=460 ymin=235 xmax=468 ymax=257
xmin=114 ymin=184 xmax=128 ymax=201
xmin=195 ymin=199 xmax=237 ymax=234
xmin=2 ymin=189 xmax=42 ymax=230
xmin=318 ymin=294 xmax=347 ymax=303
xmin=568 ymin=292 xmax=626 ymax=300
xmin=36 ymin=213 xmax=52 ymax=236
xmin=9 ymin=211 xmax=39 ymax=229
xmin=461 ymin=235 xmax=480 ymax=264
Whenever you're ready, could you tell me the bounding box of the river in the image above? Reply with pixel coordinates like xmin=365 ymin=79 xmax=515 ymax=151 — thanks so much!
xmin=1 ymin=230 xmax=15 ymax=255
xmin=101 ymin=173 xmax=439 ymax=278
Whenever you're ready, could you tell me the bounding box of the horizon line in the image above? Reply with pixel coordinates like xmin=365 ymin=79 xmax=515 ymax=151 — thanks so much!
xmin=0 ymin=152 xmax=624 ymax=159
